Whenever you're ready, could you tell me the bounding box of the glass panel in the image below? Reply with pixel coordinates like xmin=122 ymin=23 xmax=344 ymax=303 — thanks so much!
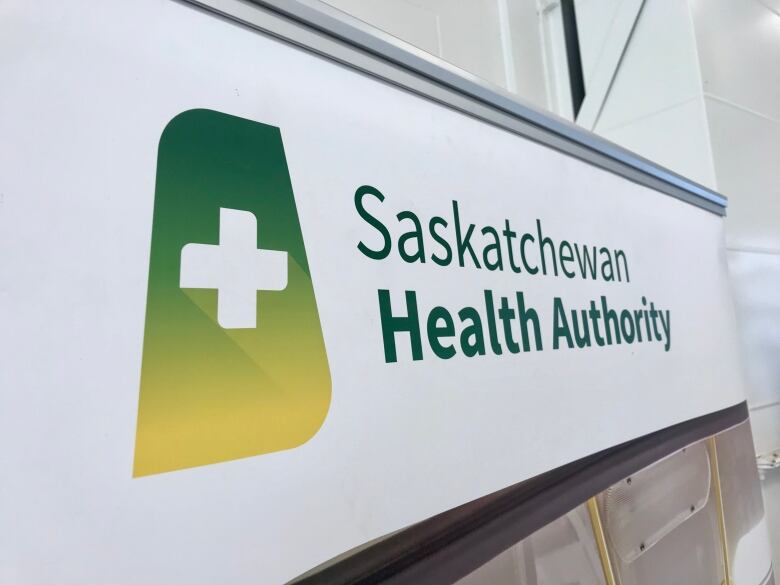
xmin=456 ymin=505 xmax=606 ymax=585
xmin=599 ymin=440 xmax=724 ymax=585
xmin=457 ymin=427 xmax=774 ymax=585
xmin=292 ymin=420 xmax=774 ymax=584
xmin=717 ymin=421 xmax=774 ymax=585
xmin=600 ymin=442 xmax=712 ymax=563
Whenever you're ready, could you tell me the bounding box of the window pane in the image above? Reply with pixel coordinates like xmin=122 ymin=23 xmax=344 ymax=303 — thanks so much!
xmin=456 ymin=505 xmax=606 ymax=585
xmin=717 ymin=421 xmax=773 ymax=585
xmin=599 ymin=440 xmax=724 ymax=584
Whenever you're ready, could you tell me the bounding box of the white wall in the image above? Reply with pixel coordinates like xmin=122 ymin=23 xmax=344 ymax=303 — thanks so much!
xmin=691 ymin=0 xmax=780 ymax=249
xmin=689 ymin=0 xmax=780 ymax=565
xmin=320 ymin=0 xmax=550 ymax=110
xmin=590 ymin=0 xmax=717 ymax=188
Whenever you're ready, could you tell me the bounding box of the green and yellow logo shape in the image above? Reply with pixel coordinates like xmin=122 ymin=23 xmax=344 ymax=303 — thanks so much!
xmin=134 ymin=109 xmax=331 ymax=477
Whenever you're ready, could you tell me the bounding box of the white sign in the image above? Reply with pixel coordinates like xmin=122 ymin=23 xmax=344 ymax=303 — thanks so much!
xmin=0 ymin=1 xmax=747 ymax=583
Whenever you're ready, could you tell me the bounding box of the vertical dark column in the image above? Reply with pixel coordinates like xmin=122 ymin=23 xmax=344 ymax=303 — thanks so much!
xmin=561 ymin=0 xmax=586 ymax=119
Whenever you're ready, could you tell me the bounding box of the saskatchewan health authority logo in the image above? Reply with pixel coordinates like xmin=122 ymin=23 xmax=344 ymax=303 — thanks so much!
xmin=133 ymin=109 xmax=331 ymax=477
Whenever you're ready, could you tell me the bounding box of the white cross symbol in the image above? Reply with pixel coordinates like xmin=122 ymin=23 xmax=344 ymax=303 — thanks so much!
xmin=180 ymin=207 xmax=288 ymax=329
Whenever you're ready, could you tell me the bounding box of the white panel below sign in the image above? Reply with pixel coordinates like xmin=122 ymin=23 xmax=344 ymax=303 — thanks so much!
xmin=0 ymin=1 xmax=746 ymax=583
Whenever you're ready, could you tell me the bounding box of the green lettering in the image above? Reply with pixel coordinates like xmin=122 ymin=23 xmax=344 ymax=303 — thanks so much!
xmin=355 ymin=185 xmax=391 ymax=260
xmin=502 ymin=219 xmax=522 ymax=273
xmin=397 ymin=210 xmax=425 ymax=264
xmin=378 ymin=289 xmax=422 ymax=363
xmin=429 ymin=216 xmax=452 ymax=266
xmin=552 ymin=297 xmax=573 ymax=349
xmin=574 ymin=243 xmax=598 ymax=280
xmin=520 ymin=233 xmax=538 ymax=275
xmin=559 ymin=240 xmax=575 ymax=278
xmin=481 ymin=226 xmax=504 ymax=271
xmin=615 ymin=249 xmax=629 ymax=282
xmin=427 ymin=306 xmax=456 ymax=359
xmin=453 ymin=200 xmax=481 ymax=269
xmin=599 ymin=247 xmax=614 ymax=281
xmin=458 ymin=307 xmax=486 ymax=357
